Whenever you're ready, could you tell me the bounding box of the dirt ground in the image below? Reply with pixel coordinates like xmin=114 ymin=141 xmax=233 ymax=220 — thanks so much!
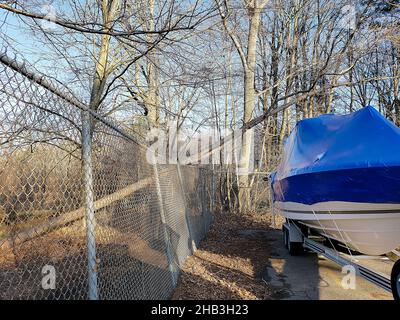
xmin=172 ymin=211 xmax=284 ymax=300
xmin=172 ymin=211 xmax=393 ymax=300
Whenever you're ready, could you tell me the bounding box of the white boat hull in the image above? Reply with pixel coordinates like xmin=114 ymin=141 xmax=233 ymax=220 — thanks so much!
xmin=274 ymin=201 xmax=400 ymax=255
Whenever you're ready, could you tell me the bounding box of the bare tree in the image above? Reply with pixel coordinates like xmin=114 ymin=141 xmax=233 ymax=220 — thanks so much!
xmin=0 ymin=0 xmax=211 ymax=126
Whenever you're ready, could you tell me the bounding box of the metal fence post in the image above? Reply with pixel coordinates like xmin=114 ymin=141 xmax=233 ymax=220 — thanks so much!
xmin=211 ymin=166 xmax=216 ymax=212
xmin=153 ymin=164 xmax=178 ymax=287
xmin=82 ymin=110 xmax=98 ymax=300
xmin=199 ymin=167 xmax=208 ymax=236
xmin=176 ymin=163 xmax=196 ymax=253
xmin=269 ymin=184 xmax=276 ymax=229
xmin=210 ymin=167 xmax=216 ymax=230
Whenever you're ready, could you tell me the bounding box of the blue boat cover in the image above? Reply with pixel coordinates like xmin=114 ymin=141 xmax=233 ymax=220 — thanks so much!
xmin=272 ymin=106 xmax=400 ymax=205
xmin=276 ymin=106 xmax=400 ymax=180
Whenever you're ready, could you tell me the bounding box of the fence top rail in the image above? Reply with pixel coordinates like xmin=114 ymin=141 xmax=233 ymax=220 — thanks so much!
xmin=0 ymin=50 xmax=147 ymax=149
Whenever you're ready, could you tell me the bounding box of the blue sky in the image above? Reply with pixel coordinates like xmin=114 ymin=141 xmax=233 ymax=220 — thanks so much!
xmin=0 ymin=3 xmax=72 ymax=74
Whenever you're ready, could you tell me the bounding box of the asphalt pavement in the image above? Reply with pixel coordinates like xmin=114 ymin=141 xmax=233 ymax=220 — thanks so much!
xmin=263 ymin=229 xmax=393 ymax=300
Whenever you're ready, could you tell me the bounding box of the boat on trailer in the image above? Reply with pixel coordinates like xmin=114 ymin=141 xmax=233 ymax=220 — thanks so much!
xmin=271 ymin=106 xmax=400 ymax=256
xmin=270 ymin=106 xmax=400 ymax=299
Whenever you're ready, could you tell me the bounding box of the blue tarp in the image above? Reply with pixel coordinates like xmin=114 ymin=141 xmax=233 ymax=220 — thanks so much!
xmin=272 ymin=106 xmax=400 ymax=205
xmin=276 ymin=106 xmax=400 ymax=180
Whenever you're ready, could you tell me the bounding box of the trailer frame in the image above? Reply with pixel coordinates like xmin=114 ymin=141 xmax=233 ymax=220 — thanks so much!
xmin=282 ymin=220 xmax=400 ymax=300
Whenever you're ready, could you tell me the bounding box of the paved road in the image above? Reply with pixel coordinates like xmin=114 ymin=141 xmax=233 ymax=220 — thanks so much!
xmin=263 ymin=229 xmax=393 ymax=300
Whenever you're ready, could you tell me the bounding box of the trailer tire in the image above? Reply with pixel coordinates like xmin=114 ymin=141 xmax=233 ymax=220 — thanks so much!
xmin=287 ymin=239 xmax=303 ymax=256
xmin=283 ymin=228 xmax=289 ymax=249
xmin=391 ymin=260 xmax=400 ymax=301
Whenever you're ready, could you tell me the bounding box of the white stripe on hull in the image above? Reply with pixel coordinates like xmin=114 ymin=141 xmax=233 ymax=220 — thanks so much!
xmin=274 ymin=201 xmax=400 ymax=255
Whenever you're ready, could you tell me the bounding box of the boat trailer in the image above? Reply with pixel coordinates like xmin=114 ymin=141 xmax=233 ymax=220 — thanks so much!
xmin=282 ymin=220 xmax=400 ymax=300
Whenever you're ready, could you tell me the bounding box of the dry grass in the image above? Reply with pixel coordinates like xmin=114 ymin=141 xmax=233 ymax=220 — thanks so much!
xmin=172 ymin=211 xmax=285 ymax=300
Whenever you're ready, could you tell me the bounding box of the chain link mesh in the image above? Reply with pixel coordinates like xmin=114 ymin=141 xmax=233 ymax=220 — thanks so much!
xmin=0 ymin=52 xmax=215 ymax=300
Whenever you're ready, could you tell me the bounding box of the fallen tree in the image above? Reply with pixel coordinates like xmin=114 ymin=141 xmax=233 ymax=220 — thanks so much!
xmin=0 ymin=175 xmax=155 ymax=251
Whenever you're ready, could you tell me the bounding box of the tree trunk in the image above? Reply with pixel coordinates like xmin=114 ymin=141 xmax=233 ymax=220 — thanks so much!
xmin=238 ymin=3 xmax=262 ymax=213
xmin=89 ymin=0 xmax=120 ymax=112
xmin=145 ymin=0 xmax=160 ymax=127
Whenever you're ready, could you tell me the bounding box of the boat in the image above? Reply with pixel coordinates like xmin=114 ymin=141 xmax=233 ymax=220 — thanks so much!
xmin=270 ymin=106 xmax=400 ymax=256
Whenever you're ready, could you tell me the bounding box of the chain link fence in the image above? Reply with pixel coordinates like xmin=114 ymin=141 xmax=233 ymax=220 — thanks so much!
xmin=0 ymin=52 xmax=215 ymax=300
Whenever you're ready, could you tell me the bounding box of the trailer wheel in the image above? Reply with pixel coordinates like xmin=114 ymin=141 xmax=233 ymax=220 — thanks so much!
xmin=391 ymin=260 xmax=400 ymax=301
xmin=287 ymin=239 xmax=303 ymax=256
xmin=283 ymin=228 xmax=289 ymax=249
